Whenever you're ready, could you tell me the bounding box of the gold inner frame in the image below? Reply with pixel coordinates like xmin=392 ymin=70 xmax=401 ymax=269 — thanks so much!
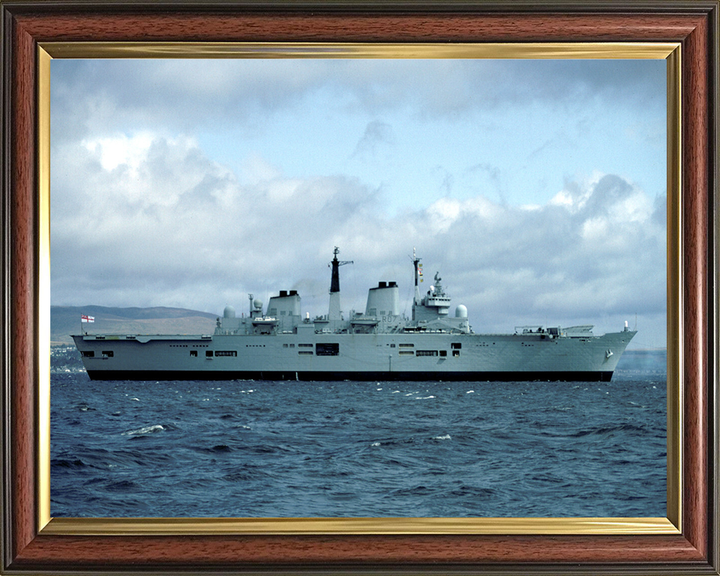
xmin=37 ymin=42 xmax=682 ymax=536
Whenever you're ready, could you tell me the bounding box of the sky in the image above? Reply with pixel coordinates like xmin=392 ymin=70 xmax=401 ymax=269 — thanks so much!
xmin=50 ymin=58 xmax=667 ymax=349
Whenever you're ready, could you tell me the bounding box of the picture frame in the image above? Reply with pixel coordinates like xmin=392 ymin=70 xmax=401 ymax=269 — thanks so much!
xmin=1 ymin=1 xmax=717 ymax=574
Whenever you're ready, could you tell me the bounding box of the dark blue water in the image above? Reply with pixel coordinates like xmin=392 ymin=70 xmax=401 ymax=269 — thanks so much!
xmin=50 ymin=346 xmax=667 ymax=518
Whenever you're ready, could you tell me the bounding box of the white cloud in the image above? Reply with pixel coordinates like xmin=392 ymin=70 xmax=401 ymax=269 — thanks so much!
xmin=581 ymin=217 xmax=608 ymax=242
xmin=426 ymin=198 xmax=462 ymax=233
xmin=239 ymin=153 xmax=283 ymax=184
xmin=549 ymin=189 xmax=577 ymax=209
xmin=82 ymin=132 xmax=155 ymax=172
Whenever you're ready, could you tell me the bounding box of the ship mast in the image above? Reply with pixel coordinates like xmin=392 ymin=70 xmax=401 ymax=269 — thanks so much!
xmin=328 ymin=246 xmax=353 ymax=321
xmin=412 ymin=248 xmax=423 ymax=320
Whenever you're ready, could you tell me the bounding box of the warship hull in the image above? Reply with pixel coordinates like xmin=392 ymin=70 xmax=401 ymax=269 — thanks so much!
xmin=72 ymin=330 xmax=633 ymax=382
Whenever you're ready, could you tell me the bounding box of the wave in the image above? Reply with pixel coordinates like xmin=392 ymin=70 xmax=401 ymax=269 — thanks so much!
xmin=370 ymin=432 xmax=452 ymax=447
xmin=390 ymin=485 xmax=436 ymax=497
xmin=569 ymin=423 xmax=648 ymax=438
xmin=448 ymin=484 xmax=495 ymax=499
xmin=105 ymin=479 xmax=139 ymax=492
xmin=122 ymin=424 xmax=167 ymax=436
xmin=51 ymin=458 xmax=87 ymax=469
xmin=74 ymin=402 xmax=96 ymax=412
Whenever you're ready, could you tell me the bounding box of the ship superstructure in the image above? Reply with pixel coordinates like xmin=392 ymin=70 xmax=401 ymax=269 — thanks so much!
xmin=72 ymin=248 xmax=636 ymax=381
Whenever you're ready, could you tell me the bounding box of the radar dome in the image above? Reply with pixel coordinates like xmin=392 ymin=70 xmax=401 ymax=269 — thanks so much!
xmin=455 ymin=304 xmax=468 ymax=318
xmin=253 ymin=299 xmax=263 ymax=310
xmin=223 ymin=305 xmax=236 ymax=318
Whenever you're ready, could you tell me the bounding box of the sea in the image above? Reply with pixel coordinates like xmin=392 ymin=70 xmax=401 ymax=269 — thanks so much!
xmin=50 ymin=346 xmax=667 ymax=518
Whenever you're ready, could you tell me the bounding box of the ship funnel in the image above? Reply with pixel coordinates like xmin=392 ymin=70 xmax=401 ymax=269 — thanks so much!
xmin=267 ymin=290 xmax=301 ymax=330
xmin=267 ymin=290 xmax=301 ymax=317
xmin=366 ymin=281 xmax=399 ymax=317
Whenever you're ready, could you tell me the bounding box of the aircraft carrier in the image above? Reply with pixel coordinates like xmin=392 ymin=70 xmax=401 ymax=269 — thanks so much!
xmin=72 ymin=248 xmax=636 ymax=381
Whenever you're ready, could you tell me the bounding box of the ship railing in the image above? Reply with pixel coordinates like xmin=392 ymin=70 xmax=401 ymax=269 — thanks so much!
xmin=350 ymin=317 xmax=379 ymax=324
xmin=515 ymin=325 xmax=545 ymax=334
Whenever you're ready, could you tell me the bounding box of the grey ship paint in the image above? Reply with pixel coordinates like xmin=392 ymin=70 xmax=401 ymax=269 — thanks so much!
xmin=72 ymin=248 xmax=636 ymax=381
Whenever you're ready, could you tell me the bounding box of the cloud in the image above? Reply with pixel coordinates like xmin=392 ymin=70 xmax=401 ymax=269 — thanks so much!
xmin=51 ymin=58 xmax=665 ymax=143
xmin=51 ymin=59 xmax=332 ymax=144
xmin=51 ymin=133 xmax=665 ymax=347
xmin=351 ymin=120 xmax=396 ymax=159
xmin=51 ymin=134 xmax=380 ymax=308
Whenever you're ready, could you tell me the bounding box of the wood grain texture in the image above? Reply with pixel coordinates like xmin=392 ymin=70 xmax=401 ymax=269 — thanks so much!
xmin=2 ymin=2 xmax=717 ymax=573
xmin=681 ymin=5 xmax=710 ymax=561
xmin=14 ymin=12 xmax=704 ymax=42
xmin=10 ymin=18 xmax=37 ymax=560
xmin=12 ymin=534 xmax=707 ymax=568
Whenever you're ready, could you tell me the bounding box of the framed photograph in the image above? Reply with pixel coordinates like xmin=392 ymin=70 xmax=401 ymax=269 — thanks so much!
xmin=2 ymin=1 xmax=717 ymax=574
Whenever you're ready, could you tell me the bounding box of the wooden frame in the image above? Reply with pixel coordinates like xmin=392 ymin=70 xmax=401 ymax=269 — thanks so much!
xmin=1 ymin=1 xmax=717 ymax=573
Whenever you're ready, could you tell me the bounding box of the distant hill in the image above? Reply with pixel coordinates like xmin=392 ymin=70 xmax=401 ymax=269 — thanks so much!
xmin=51 ymin=306 xmax=218 ymax=345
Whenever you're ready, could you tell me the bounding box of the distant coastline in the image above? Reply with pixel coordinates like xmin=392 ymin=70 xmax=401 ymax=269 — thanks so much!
xmin=612 ymin=348 xmax=667 ymax=376
xmin=50 ymin=305 xmax=217 ymax=345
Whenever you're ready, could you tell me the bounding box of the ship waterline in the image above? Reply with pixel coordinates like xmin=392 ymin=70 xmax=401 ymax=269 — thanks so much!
xmin=72 ymin=248 xmax=636 ymax=382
